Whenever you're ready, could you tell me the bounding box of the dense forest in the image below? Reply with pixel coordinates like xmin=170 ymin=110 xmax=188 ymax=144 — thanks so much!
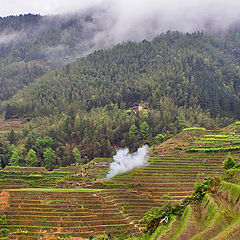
xmin=0 ymin=12 xmax=113 ymax=104
xmin=3 ymin=31 xmax=240 ymax=118
xmin=1 ymin=14 xmax=240 ymax=169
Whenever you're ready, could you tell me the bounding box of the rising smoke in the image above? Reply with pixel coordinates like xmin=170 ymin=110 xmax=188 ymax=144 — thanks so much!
xmin=106 ymin=145 xmax=149 ymax=179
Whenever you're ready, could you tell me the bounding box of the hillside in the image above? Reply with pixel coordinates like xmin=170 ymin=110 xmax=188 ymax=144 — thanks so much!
xmin=1 ymin=123 xmax=240 ymax=239
xmin=0 ymin=10 xmax=114 ymax=106
xmin=3 ymin=31 xmax=240 ymax=119
xmin=2 ymin=30 xmax=240 ymax=163
xmin=2 ymin=1 xmax=240 ymax=238
xmin=148 ymin=166 xmax=240 ymax=240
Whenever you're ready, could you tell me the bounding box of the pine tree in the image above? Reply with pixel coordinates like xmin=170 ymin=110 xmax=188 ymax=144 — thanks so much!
xmin=223 ymin=153 xmax=236 ymax=170
xmin=9 ymin=151 xmax=20 ymax=166
xmin=140 ymin=121 xmax=150 ymax=140
xmin=8 ymin=130 xmax=17 ymax=145
xmin=26 ymin=149 xmax=39 ymax=167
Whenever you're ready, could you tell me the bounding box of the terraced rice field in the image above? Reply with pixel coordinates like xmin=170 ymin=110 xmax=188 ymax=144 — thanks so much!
xmin=1 ymin=189 xmax=137 ymax=239
xmin=0 ymin=145 xmax=232 ymax=239
xmin=156 ymin=169 xmax=240 ymax=240
xmin=186 ymin=131 xmax=240 ymax=152
xmin=0 ymin=117 xmax=27 ymax=137
xmin=99 ymin=153 xmax=227 ymax=224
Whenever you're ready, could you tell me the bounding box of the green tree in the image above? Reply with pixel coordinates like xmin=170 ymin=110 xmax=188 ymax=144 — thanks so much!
xmin=53 ymin=106 xmax=59 ymax=115
xmin=43 ymin=148 xmax=57 ymax=170
xmin=0 ymin=140 xmax=11 ymax=168
xmin=10 ymin=144 xmax=27 ymax=166
xmin=223 ymin=153 xmax=236 ymax=170
xmin=26 ymin=149 xmax=39 ymax=166
xmin=35 ymin=136 xmax=54 ymax=150
xmin=155 ymin=134 xmax=164 ymax=144
xmin=128 ymin=124 xmax=140 ymax=152
xmin=129 ymin=124 xmax=138 ymax=136
xmin=7 ymin=129 xmax=17 ymax=145
xmin=72 ymin=147 xmax=81 ymax=163
xmin=0 ymin=214 xmax=8 ymax=236
xmin=35 ymin=136 xmax=54 ymax=160
xmin=9 ymin=151 xmax=20 ymax=166
xmin=140 ymin=121 xmax=150 ymax=140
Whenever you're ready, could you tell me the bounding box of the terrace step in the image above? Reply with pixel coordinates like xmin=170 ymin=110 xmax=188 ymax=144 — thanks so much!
xmin=3 ymin=190 xmax=138 ymax=238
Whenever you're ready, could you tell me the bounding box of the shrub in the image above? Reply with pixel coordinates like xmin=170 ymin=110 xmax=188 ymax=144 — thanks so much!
xmin=28 ymin=174 xmax=42 ymax=179
xmin=155 ymin=134 xmax=165 ymax=144
xmin=92 ymin=234 xmax=111 ymax=240
xmin=223 ymin=153 xmax=236 ymax=170
xmin=139 ymin=202 xmax=185 ymax=234
xmin=193 ymin=178 xmax=214 ymax=201
xmin=0 ymin=214 xmax=8 ymax=237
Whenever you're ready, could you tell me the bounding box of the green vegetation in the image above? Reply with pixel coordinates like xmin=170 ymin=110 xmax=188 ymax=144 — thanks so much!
xmin=185 ymin=125 xmax=240 ymax=153
xmin=223 ymin=153 xmax=236 ymax=170
xmin=183 ymin=127 xmax=206 ymax=131
xmin=201 ymin=193 xmax=218 ymax=230
xmin=1 ymin=13 xmax=240 ymax=239
xmin=3 ymin=29 xmax=240 ymax=168
xmin=171 ymin=205 xmax=192 ymax=240
xmin=25 ymin=149 xmax=39 ymax=167
xmin=43 ymin=148 xmax=57 ymax=170
xmin=0 ymin=214 xmax=8 ymax=237
xmin=0 ymin=123 xmax=240 ymax=239
xmin=139 ymin=177 xmax=214 ymax=235
xmin=139 ymin=203 xmax=185 ymax=234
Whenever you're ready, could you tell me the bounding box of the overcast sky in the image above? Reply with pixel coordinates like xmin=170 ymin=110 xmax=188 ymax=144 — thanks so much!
xmin=1 ymin=0 xmax=240 ymax=41
xmin=1 ymin=0 xmax=240 ymax=18
xmin=0 ymin=0 xmax=105 ymax=16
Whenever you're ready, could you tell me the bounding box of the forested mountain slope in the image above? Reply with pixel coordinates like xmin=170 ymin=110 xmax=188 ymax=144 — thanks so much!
xmin=3 ymin=31 xmax=240 ymax=119
xmin=0 ymin=11 xmax=114 ymax=104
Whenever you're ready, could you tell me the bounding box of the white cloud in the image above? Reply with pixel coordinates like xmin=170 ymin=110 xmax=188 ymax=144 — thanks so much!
xmin=1 ymin=0 xmax=240 ymax=52
xmin=0 ymin=0 xmax=105 ymax=16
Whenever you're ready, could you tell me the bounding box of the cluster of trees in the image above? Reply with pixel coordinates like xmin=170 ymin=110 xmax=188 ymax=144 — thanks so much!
xmin=1 ymin=134 xmax=57 ymax=170
xmin=0 ymin=102 xmax=230 ymax=169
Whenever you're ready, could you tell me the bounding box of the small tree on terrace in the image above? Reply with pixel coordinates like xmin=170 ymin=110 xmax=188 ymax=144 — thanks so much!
xmin=43 ymin=148 xmax=57 ymax=170
xmin=155 ymin=134 xmax=164 ymax=144
xmin=26 ymin=149 xmax=39 ymax=167
xmin=72 ymin=147 xmax=81 ymax=163
xmin=223 ymin=153 xmax=236 ymax=170
xmin=9 ymin=151 xmax=20 ymax=166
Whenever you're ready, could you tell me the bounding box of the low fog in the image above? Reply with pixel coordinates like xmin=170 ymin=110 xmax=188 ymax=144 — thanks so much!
xmin=1 ymin=0 xmax=240 ymax=65
xmin=2 ymin=0 xmax=240 ymax=35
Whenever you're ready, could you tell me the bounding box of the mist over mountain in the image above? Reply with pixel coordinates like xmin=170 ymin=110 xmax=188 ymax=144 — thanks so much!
xmin=1 ymin=1 xmax=240 ymax=106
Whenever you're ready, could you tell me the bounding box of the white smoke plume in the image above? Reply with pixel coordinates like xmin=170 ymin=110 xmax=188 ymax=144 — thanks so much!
xmin=106 ymin=145 xmax=149 ymax=179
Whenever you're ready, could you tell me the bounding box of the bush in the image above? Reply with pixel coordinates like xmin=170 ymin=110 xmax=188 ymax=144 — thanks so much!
xmin=92 ymin=234 xmax=111 ymax=240
xmin=0 ymin=214 xmax=8 ymax=237
xmin=193 ymin=178 xmax=213 ymax=201
xmin=155 ymin=134 xmax=164 ymax=144
xmin=28 ymin=174 xmax=42 ymax=179
xmin=223 ymin=153 xmax=236 ymax=170
xmin=139 ymin=202 xmax=185 ymax=234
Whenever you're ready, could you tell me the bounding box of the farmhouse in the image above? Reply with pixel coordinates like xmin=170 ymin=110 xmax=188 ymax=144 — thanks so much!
xmin=131 ymin=104 xmax=143 ymax=113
